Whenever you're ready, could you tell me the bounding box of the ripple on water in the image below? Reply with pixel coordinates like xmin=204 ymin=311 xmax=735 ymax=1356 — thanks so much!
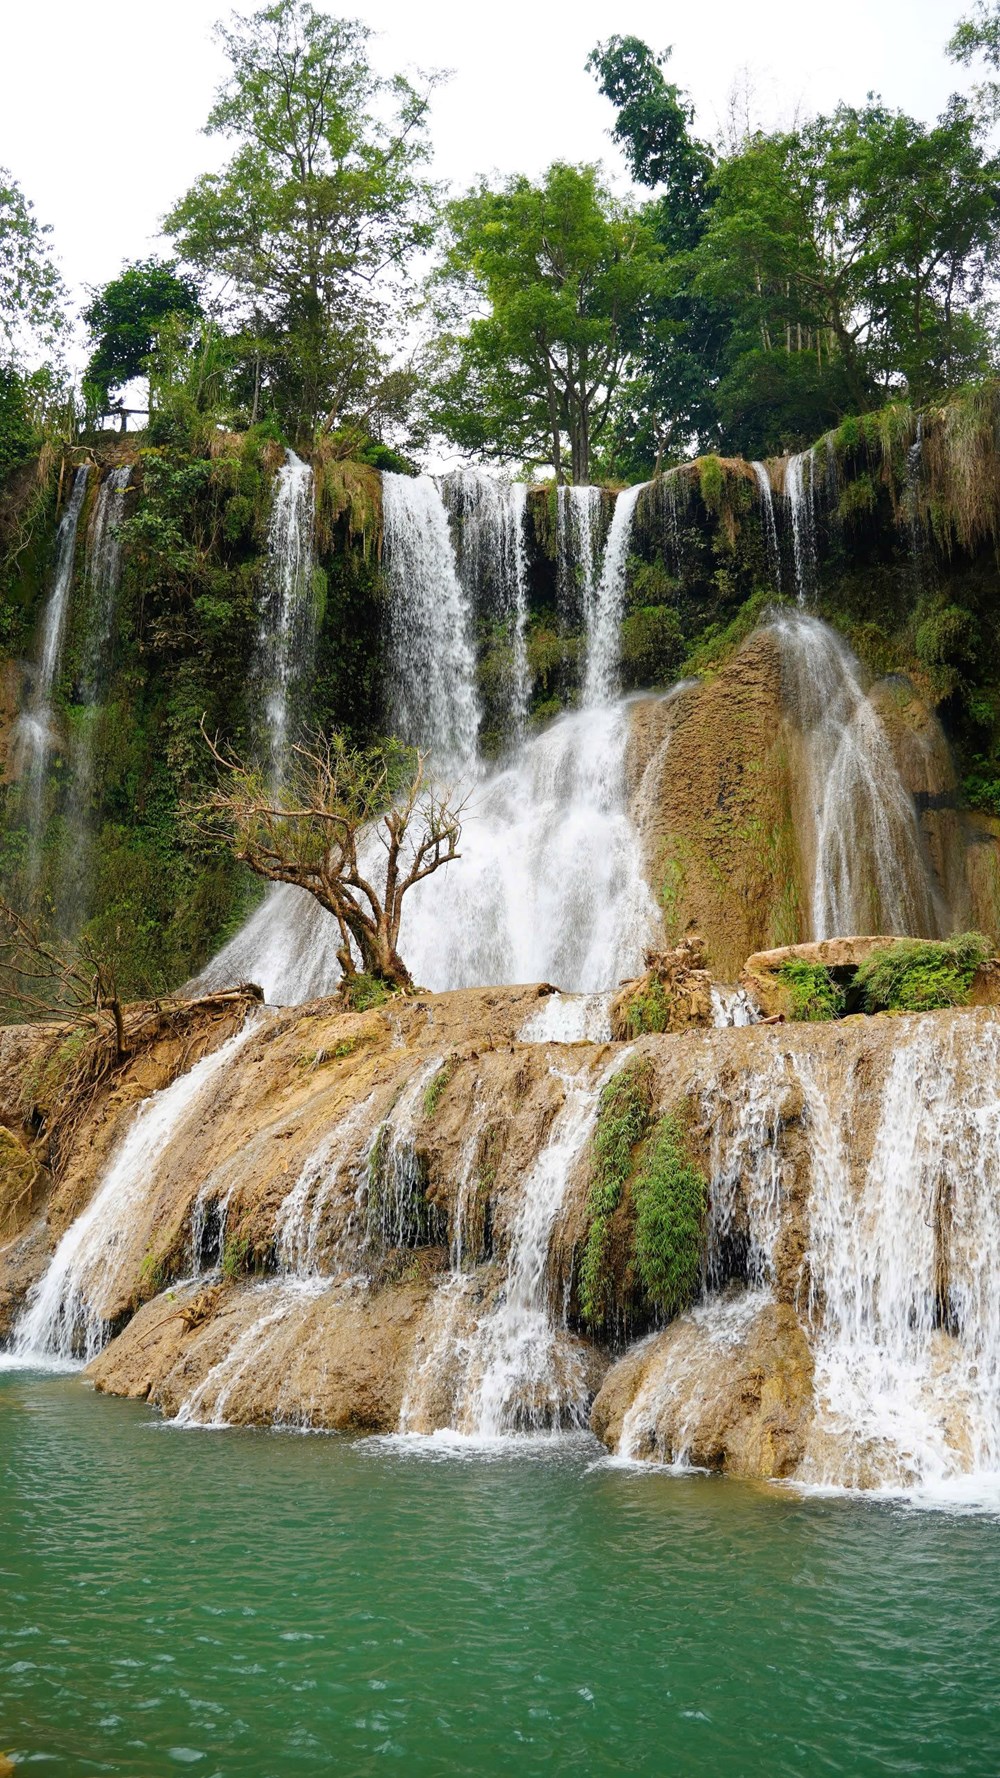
xmin=1 ymin=1369 xmax=998 ymax=1777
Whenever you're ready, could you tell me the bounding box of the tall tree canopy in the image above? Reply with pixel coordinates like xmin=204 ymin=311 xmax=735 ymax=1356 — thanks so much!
xmin=686 ymin=99 xmax=1000 ymax=452
xmin=165 ymin=0 xmax=439 ymax=441
xmin=0 ymin=168 xmax=64 ymax=370
xmin=588 ymin=36 xmax=722 ymax=471
xmin=82 ymin=258 xmax=203 ymax=414
xmin=424 ymin=162 xmax=660 ymax=483
xmin=589 ymin=33 xmax=1000 ymax=463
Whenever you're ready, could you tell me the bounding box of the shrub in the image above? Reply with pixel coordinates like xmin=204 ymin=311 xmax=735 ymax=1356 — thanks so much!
xmin=777 ymin=958 xmax=845 ymax=1022
xmin=621 ymin=977 xmax=672 ymax=1037
xmin=341 ymin=973 xmax=391 ymax=1013
xmin=579 ymin=1060 xmax=652 ymax=1325
xmin=221 ymin=1232 xmax=251 ymax=1280
xmin=423 ymin=1062 xmax=453 ymax=1118
xmin=633 ymin=1115 xmax=707 ymax=1318
xmin=853 ymin=932 xmax=992 ymax=1013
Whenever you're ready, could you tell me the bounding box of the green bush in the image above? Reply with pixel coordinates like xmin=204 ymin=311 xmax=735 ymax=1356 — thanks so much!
xmin=341 ymin=973 xmax=391 ymax=1012
xmin=579 ymin=1060 xmax=652 ymax=1325
xmin=853 ymin=932 xmax=992 ymax=1013
xmin=633 ymin=1115 xmax=707 ymax=1318
xmin=621 ymin=977 xmax=672 ymax=1037
xmin=777 ymin=958 xmax=845 ymax=1022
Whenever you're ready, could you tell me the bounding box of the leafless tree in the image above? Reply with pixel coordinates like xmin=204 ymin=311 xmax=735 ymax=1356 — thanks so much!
xmin=196 ymin=727 xmax=465 ymax=991
xmin=0 ymin=896 xmax=129 ymax=1058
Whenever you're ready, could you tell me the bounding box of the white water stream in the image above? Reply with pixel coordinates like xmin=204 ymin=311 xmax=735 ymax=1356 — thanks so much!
xmin=771 ymin=611 xmax=941 ymax=938
xmin=15 ymin=1021 xmax=258 ymax=1361
xmin=784 ymin=449 xmax=816 ymax=604
xmin=258 ymin=451 xmax=315 ymax=781
xmin=16 ymin=466 xmax=90 ymax=858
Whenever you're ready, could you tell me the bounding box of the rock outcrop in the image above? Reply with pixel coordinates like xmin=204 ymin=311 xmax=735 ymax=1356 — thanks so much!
xmin=609 ymin=935 xmax=714 ymax=1038
xmin=2 ymin=981 xmax=999 ymax=1488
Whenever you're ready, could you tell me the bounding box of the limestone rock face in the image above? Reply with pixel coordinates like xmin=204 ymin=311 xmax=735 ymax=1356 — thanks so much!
xmin=741 ymin=935 xmax=901 ymax=1018
xmin=591 ymin=1298 xmax=815 ymax=1480
xmin=610 ymin=935 xmax=714 ymax=1038
xmin=626 ymin=633 xmax=803 ymax=979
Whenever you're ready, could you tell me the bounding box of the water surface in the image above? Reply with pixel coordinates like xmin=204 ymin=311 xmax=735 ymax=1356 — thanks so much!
xmin=2 ymin=1367 xmax=997 ymax=1776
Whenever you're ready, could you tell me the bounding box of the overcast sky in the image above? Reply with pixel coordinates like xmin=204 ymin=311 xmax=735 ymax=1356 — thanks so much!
xmin=3 ymin=0 xmax=973 ymax=316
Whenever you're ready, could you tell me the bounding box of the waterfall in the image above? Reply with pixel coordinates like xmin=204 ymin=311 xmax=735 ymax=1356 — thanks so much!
xmin=799 ymin=1020 xmax=1000 ymax=1495
xmin=16 ymin=467 xmax=90 ymax=839
xmin=382 ymin=471 xmax=481 ymax=771
xmin=449 ymin=1058 xmax=608 ymax=1436
xmin=751 ymin=462 xmax=781 ymax=589
xmin=557 ymin=485 xmax=603 ymax=633
xmin=192 ymin=456 xmax=328 ymax=1003
xmin=441 ymin=468 xmax=530 ymax=737
xmin=55 ymin=466 xmax=133 ymax=932
xmin=905 ymin=415 xmax=925 ymax=578
xmin=80 ymin=466 xmax=131 ymax=694
xmin=275 ymin=1092 xmax=378 ymax=1276
xmin=772 ymin=611 xmax=942 ymax=938
xmin=785 ymin=449 xmax=816 ymax=604
xmin=258 ymin=451 xmax=315 ymax=782
xmin=583 ymin=483 xmax=646 ymax=706
xmin=400 ymin=702 xmax=656 ymax=992
xmin=15 ymin=1022 xmax=258 ymax=1361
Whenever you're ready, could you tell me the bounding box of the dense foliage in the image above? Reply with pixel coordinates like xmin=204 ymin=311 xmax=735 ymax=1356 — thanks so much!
xmin=164 ymin=0 xmax=438 ymax=444
xmin=853 ymin=933 xmax=992 ymax=1012
xmin=778 ymin=959 xmax=845 ymax=1023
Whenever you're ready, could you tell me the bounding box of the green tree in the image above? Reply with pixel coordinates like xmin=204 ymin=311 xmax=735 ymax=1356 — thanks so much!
xmin=588 ymin=37 xmax=721 ymax=472
xmin=82 ymin=258 xmax=202 ymax=418
xmin=425 ymin=162 xmax=661 ymax=483
xmin=0 ymin=167 xmax=65 ymax=370
xmin=165 ymin=0 xmax=439 ymax=442
xmin=685 ymin=100 xmax=1000 ymax=455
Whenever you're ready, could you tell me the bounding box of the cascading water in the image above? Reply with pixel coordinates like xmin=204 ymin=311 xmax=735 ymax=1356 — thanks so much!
xmin=58 ymin=466 xmax=133 ymax=931
xmin=583 ymin=482 xmax=646 ymax=705
xmin=16 ymin=466 xmax=90 ymax=854
xmin=557 ymin=484 xmax=603 ymax=634
xmin=80 ymin=465 xmax=131 ymax=693
xmin=15 ymin=1022 xmax=257 ymax=1361
xmin=448 ymin=1058 xmax=609 ymax=1437
xmin=192 ymin=456 xmax=333 ymax=1003
xmin=772 ymin=611 xmax=943 ymax=938
xmin=196 ymin=470 xmax=654 ymax=1003
xmin=382 ymin=471 xmax=481 ymax=771
xmin=441 ymin=467 xmax=530 ymax=737
xmin=401 ymin=701 xmax=656 ymax=992
xmin=751 ymin=461 xmax=781 ymax=589
xmin=258 ymin=451 xmax=315 ymax=781
xmin=798 ymin=1022 xmax=1000 ymax=1496
xmin=784 ymin=449 xmax=816 ymax=604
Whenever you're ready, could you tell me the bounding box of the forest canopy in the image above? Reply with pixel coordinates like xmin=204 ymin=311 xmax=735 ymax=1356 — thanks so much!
xmin=2 ymin=0 xmax=999 ymax=476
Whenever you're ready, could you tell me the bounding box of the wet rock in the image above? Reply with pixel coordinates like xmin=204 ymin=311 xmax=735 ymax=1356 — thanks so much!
xmin=591 ymin=1297 xmax=814 ymax=1480
xmin=609 ymin=934 xmax=714 ymax=1038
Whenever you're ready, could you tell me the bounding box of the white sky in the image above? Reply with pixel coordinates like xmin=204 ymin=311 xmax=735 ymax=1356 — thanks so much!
xmin=2 ymin=0 xmax=972 ymax=319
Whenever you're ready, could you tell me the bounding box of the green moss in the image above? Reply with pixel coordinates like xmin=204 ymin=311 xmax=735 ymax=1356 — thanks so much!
xmin=423 ymin=1062 xmax=453 ymax=1119
xmin=777 ymin=958 xmax=845 ymax=1022
xmin=138 ymin=1250 xmax=167 ymax=1301
xmin=853 ymin=932 xmax=992 ymax=1013
xmin=679 ymin=587 xmax=784 ymax=680
xmin=221 ymin=1232 xmax=252 ymax=1281
xmin=632 ymin=1114 xmax=707 ymax=1319
xmin=698 ymin=455 xmax=725 ymax=514
xmin=620 ymin=977 xmax=672 ymax=1037
xmin=579 ymin=1060 xmax=653 ymax=1326
xmin=837 ymin=473 xmax=877 ymax=522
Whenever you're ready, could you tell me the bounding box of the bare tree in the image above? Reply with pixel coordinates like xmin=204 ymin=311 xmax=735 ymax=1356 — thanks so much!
xmin=0 ymin=896 xmax=128 ymax=1058
xmin=197 ymin=728 xmax=464 ymax=991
